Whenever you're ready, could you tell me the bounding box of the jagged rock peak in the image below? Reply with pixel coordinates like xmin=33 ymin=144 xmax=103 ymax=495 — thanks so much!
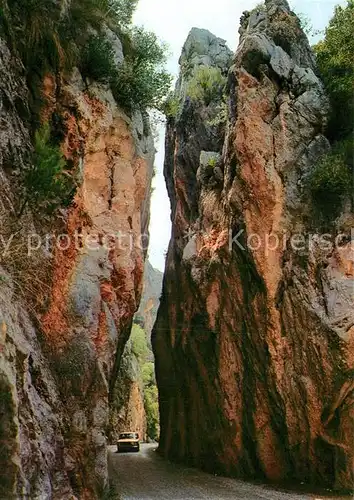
xmin=179 ymin=27 xmax=233 ymax=73
xmin=238 ymin=0 xmax=316 ymax=73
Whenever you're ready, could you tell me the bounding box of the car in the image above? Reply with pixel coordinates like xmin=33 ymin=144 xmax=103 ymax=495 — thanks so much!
xmin=117 ymin=432 xmax=140 ymax=453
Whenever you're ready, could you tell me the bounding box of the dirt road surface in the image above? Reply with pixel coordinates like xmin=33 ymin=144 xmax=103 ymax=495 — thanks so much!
xmin=108 ymin=444 xmax=350 ymax=500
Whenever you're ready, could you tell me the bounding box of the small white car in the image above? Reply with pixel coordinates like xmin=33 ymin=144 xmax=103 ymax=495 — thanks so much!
xmin=117 ymin=432 xmax=140 ymax=453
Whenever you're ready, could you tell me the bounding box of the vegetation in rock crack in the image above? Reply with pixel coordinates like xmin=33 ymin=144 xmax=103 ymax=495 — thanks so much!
xmin=163 ymin=91 xmax=181 ymax=118
xmin=268 ymin=11 xmax=304 ymax=54
xmin=207 ymin=100 xmax=228 ymax=127
xmin=208 ymin=157 xmax=218 ymax=168
xmin=80 ymin=26 xmax=172 ymax=111
xmin=19 ymin=123 xmax=74 ymax=217
xmin=186 ymin=65 xmax=226 ymax=106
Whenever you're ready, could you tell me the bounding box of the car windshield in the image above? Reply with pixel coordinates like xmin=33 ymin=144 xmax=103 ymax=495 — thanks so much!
xmin=119 ymin=433 xmax=137 ymax=439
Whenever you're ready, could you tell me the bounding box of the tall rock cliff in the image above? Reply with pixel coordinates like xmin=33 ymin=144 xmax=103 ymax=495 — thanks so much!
xmin=154 ymin=0 xmax=353 ymax=492
xmin=0 ymin=25 xmax=154 ymax=499
xmin=136 ymin=260 xmax=163 ymax=341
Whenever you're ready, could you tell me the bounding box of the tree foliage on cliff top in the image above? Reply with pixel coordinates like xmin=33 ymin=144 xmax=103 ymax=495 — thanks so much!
xmin=314 ymin=0 xmax=354 ymax=141
xmin=0 ymin=0 xmax=171 ymax=114
xmin=111 ymin=27 xmax=171 ymax=111
xmin=307 ymin=141 xmax=351 ymax=211
xmin=307 ymin=1 xmax=353 ymax=222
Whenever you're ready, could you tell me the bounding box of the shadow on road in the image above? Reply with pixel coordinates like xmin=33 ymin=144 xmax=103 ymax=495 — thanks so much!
xmin=107 ymin=444 xmax=352 ymax=500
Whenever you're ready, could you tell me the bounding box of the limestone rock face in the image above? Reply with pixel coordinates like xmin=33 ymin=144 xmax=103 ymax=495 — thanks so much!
xmin=0 ymin=31 xmax=154 ymax=499
xmin=136 ymin=260 xmax=163 ymax=340
xmin=153 ymin=2 xmax=353 ymax=492
xmin=179 ymin=27 xmax=233 ymax=73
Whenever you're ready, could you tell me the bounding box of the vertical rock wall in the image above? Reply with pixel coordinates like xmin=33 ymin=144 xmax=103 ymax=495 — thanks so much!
xmin=154 ymin=1 xmax=353 ymax=491
xmin=0 ymin=29 xmax=154 ymax=499
xmin=136 ymin=261 xmax=163 ymax=341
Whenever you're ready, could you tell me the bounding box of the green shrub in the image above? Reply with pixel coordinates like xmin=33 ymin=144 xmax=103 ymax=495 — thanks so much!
xmin=268 ymin=11 xmax=304 ymax=54
xmin=294 ymin=11 xmax=321 ymax=38
xmin=106 ymin=0 xmax=138 ymax=27
xmin=207 ymin=101 xmax=228 ymax=127
xmin=2 ymin=0 xmax=171 ymax=119
xmin=307 ymin=145 xmax=351 ymax=217
xmin=186 ymin=65 xmax=226 ymax=106
xmin=142 ymin=362 xmax=155 ymax=386
xmin=314 ymin=0 xmax=354 ymax=141
xmin=80 ymin=34 xmax=117 ymax=83
xmin=130 ymin=324 xmax=149 ymax=361
xmin=144 ymin=385 xmax=159 ymax=440
xmin=309 ymin=0 xmax=354 ymax=225
xmin=19 ymin=123 xmax=74 ymax=217
xmin=112 ymin=27 xmax=172 ymax=110
xmin=163 ymin=91 xmax=181 ymax=118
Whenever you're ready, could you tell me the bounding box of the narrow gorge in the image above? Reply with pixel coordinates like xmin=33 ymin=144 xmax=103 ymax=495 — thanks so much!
xmin=0 ymin=0 xmax=353 ymax=498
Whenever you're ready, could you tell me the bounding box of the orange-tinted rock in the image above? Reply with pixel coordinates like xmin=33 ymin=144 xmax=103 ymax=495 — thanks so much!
xmin=154 ymin=5 xmax=353 ymax=492
xmin=0 ymin=38 xmax=154 ymax=497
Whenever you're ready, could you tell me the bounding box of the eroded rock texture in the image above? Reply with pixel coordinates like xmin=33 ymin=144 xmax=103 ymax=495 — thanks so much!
xmin=136 ymin=261 xmax=163 ymax=340
xmin=0 ymin=30 xmax=154 ymax=498
xmin=154 ymin=1 xmax=353 ymax=491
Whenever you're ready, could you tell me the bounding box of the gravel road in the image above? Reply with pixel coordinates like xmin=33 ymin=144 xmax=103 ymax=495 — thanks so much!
xmin=108 ymin=444 xmax=350 ymax=500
